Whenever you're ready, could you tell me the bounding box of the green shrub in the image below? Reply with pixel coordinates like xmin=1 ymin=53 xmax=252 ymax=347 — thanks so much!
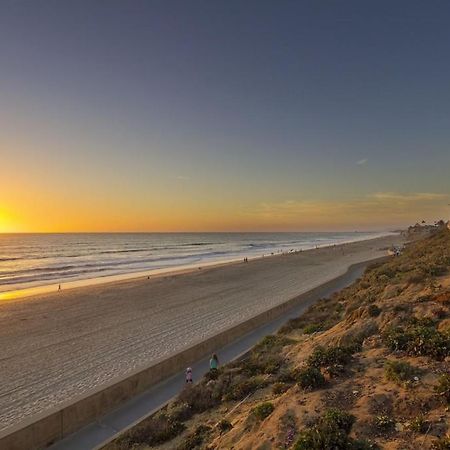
xmin=428 ymin=265 xmax=447 ymax=277
xmin=217 ymin=419 xmax=233 ymax=434
xmin=322 ymin=408 xmax=355 ymax=434
xmin=294 ymin=427 xmax=349 ymax=449
xmin=272 ymin=382 xmax=291 ymax=395
xmin=177 ymin=424 xmax=211 ymax=450
xmin=252 ymin=402 xmax=275 ymax=420
xmin=368 ymin=305 xmax=381 ymax=317
xmin=293 ymin=408 xmax=357 ymax=449
xmin=297 ymin=366 xmax=326 ymax=390
xmin=118 ymin=412 xmax=185 ymax=447
xmin=177 ymin=383 xmax=219 ymax=413
xmin=383 ymin=325 xmax=450 ymax=360
xmin=277 ymin=367 xmax=297 ymax=383
xmin=379 ymin=266 xmax=398 ymax=278
xmin=307 ymin=345 xmax=358 ymax=375
xmin=278 ymin=298 xmax=341 ymax=334
xmin=224 ymin=376 xmax=266 ymax=401
xmin=303 ymin=323 xmax=323 ymax=334
xmin=238 ymin=334 xmax=293 ymax=376
xmin=434 ymin=373 xmax=450 ymax=404
xmin=374 ymin=414 xmax=394 ymax=430
xmin=383 ymin=326 xmax=411 ymax=351
xmin=393 ymin=304 xmax=411 ymax=313
xmin=409 ymin=415 xmax=428 ymax=433
xmin=409 ymin=316 xmax=437 ymax=327
xmin=279 ymin=409 xmax=297 ymax=431
xmin=167 ymin=402 xmax=192 ymax=422
xmin=406 ymin=269 xmax=427 ymax=284
xmin=239 ymin=353 xmax=284 ymax=376
xmin=384 ymin=360 xmax=420 ymax=386
xmin=253 ymin=334 xmax=294 ymax=353
xmin=431 ymin=436 xmax=450 ymax=449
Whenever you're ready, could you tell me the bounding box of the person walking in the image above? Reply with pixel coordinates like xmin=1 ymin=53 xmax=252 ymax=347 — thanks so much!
xmin=209 ymin=353 xmax=219 ymax=371
xmin=185 ymin=367 xmax=193 ymax=383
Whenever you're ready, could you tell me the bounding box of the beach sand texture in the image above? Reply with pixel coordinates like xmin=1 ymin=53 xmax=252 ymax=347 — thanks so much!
xmin=0 ymin=235 xmax=402 ymax=431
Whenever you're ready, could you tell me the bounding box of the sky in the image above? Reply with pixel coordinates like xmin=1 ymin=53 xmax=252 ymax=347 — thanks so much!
xmin=0 ymin=0 xmax=449 ymax=232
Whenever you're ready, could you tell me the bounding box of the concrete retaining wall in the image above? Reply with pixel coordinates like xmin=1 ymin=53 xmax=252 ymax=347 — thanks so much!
xmin=0 ymin=258 xmax=385 ymax=450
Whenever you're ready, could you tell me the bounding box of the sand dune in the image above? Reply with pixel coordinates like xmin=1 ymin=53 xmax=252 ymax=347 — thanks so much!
xmin=0 ymin=234 xmax=403 ymax=431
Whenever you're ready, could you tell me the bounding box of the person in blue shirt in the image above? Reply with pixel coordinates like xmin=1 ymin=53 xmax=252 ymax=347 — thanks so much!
xmin=209 ymin=353 xmax=219 ymax=371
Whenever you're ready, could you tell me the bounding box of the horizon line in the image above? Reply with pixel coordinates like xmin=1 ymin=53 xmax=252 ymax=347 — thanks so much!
xmin=0 ymin=229 xmax=401 ymax=235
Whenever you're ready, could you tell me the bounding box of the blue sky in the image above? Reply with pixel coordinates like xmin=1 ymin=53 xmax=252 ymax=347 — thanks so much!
xmin=0 ymin=1 xmax=449 ymax=231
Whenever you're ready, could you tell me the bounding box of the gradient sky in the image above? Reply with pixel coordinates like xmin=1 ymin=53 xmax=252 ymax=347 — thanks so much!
xmin=1 ymin=1 xmax=449 ymax=232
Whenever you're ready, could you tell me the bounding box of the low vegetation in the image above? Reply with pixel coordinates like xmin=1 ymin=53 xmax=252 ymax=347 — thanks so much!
xmin=252 ymin=402 xmax=275 ymax=420
xmin=409 ymin=415 xmax=428 ymax=433
xmin=217 ymin=419 xmax=233 ymax=434
xmin=435 ymin=373 xmax=450 ymax=404
xmin=384 ymin=323 xmax=450 ymax=360
xmin=432 ymin=436 xmax=450 ymax=449
xmin=293 ymin=409 xmax=376 ymax=449
xmin=296 ymin=366 xmax=326 ymax=390
xmin=176 ymin=424 xmax=210 ymax=450
xmin=368 ymin=304 xmax=382 ymax=317
xmin=307 ymin=344 xmax=358 ymax=371
xmin=374 ymin=414 xmax=395 ymax=431
xmin=384 ymin=360 xmax=420 ymax=386
xmin=303 ymin=323 xmax=323 ymax=334
xmin=111 ymin=412 xmax=185 ymax=448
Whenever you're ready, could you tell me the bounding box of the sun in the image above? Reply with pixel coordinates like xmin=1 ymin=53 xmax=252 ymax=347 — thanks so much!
xmin=0 ymin=208 xmax=20 ymax=233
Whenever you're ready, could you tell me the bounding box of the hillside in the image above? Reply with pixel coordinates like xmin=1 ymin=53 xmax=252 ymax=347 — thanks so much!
xmin=106 ymin=230 xmax=450 ymax=450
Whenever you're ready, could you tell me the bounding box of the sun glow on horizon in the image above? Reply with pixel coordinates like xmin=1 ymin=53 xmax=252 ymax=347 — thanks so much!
xmin=0 ymin=191 xmax=448 ymax=234
xmin=0 ymin=215 xmax=18 ymax=233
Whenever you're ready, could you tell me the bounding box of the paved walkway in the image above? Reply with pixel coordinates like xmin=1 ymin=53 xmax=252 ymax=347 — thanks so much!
xmin=49 ymin=262 xmax=369 ymax=450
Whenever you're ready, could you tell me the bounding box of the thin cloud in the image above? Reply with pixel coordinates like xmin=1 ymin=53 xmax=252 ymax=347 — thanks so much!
xmin=244 ymin=192 xmax=449 ymax=227
xmin=175 ymin=175 xmax=190 ymax=181
xmin=356 ymin=158 xmax=368 ymax=165
xmin=371 ymin=192 xmax=447 ymax=202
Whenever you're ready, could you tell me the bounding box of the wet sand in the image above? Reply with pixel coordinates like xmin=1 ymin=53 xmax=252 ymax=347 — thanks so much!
xmin=0 ymin=234 xmax=403 ymax=431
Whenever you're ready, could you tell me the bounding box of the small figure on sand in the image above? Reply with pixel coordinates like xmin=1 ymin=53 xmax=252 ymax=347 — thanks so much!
xmin=210 ymin=353 xmax=219 ymax=372
xmin=58 ymin=284 xmax=61 ymax=291
xmin=185 ymin=367 xmax=193 ymax=383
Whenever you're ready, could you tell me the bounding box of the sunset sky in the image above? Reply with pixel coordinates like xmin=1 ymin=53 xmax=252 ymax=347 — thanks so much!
xmin=1 ymin=1 xmax=449 ymax=232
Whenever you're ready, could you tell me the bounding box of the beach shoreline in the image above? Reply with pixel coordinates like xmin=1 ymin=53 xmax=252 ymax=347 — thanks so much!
xmin=0 ymin=233 xmax=404 ymax=435
xmin=0 ymin=232 xmax=396 ymax=301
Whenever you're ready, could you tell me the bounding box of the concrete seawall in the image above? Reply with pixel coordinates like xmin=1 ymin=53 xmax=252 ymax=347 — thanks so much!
xmin=0 ymin=258 xmax=385 ymax=450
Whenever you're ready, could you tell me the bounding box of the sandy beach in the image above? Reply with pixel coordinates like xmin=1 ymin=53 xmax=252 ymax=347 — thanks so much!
xmin=0 ymin=234 xmax=403 ymax=432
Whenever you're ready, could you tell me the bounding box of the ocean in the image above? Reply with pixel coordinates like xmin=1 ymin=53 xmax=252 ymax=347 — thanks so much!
xmin=0 ymin=232 xmax=390 ymax=293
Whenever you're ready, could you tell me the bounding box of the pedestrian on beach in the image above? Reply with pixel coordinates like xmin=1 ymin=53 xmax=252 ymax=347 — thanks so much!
xmin=185 ymin=367 xmax=193 ymax=383
xmin=210 ymin=353 xmax=219 ymax=372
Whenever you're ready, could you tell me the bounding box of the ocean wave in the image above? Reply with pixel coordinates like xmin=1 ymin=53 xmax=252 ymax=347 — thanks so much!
xmin=0 ymin=232 xmax=385 ymax=291
xmin=0 ymin=250 xmax=230 ymax=283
